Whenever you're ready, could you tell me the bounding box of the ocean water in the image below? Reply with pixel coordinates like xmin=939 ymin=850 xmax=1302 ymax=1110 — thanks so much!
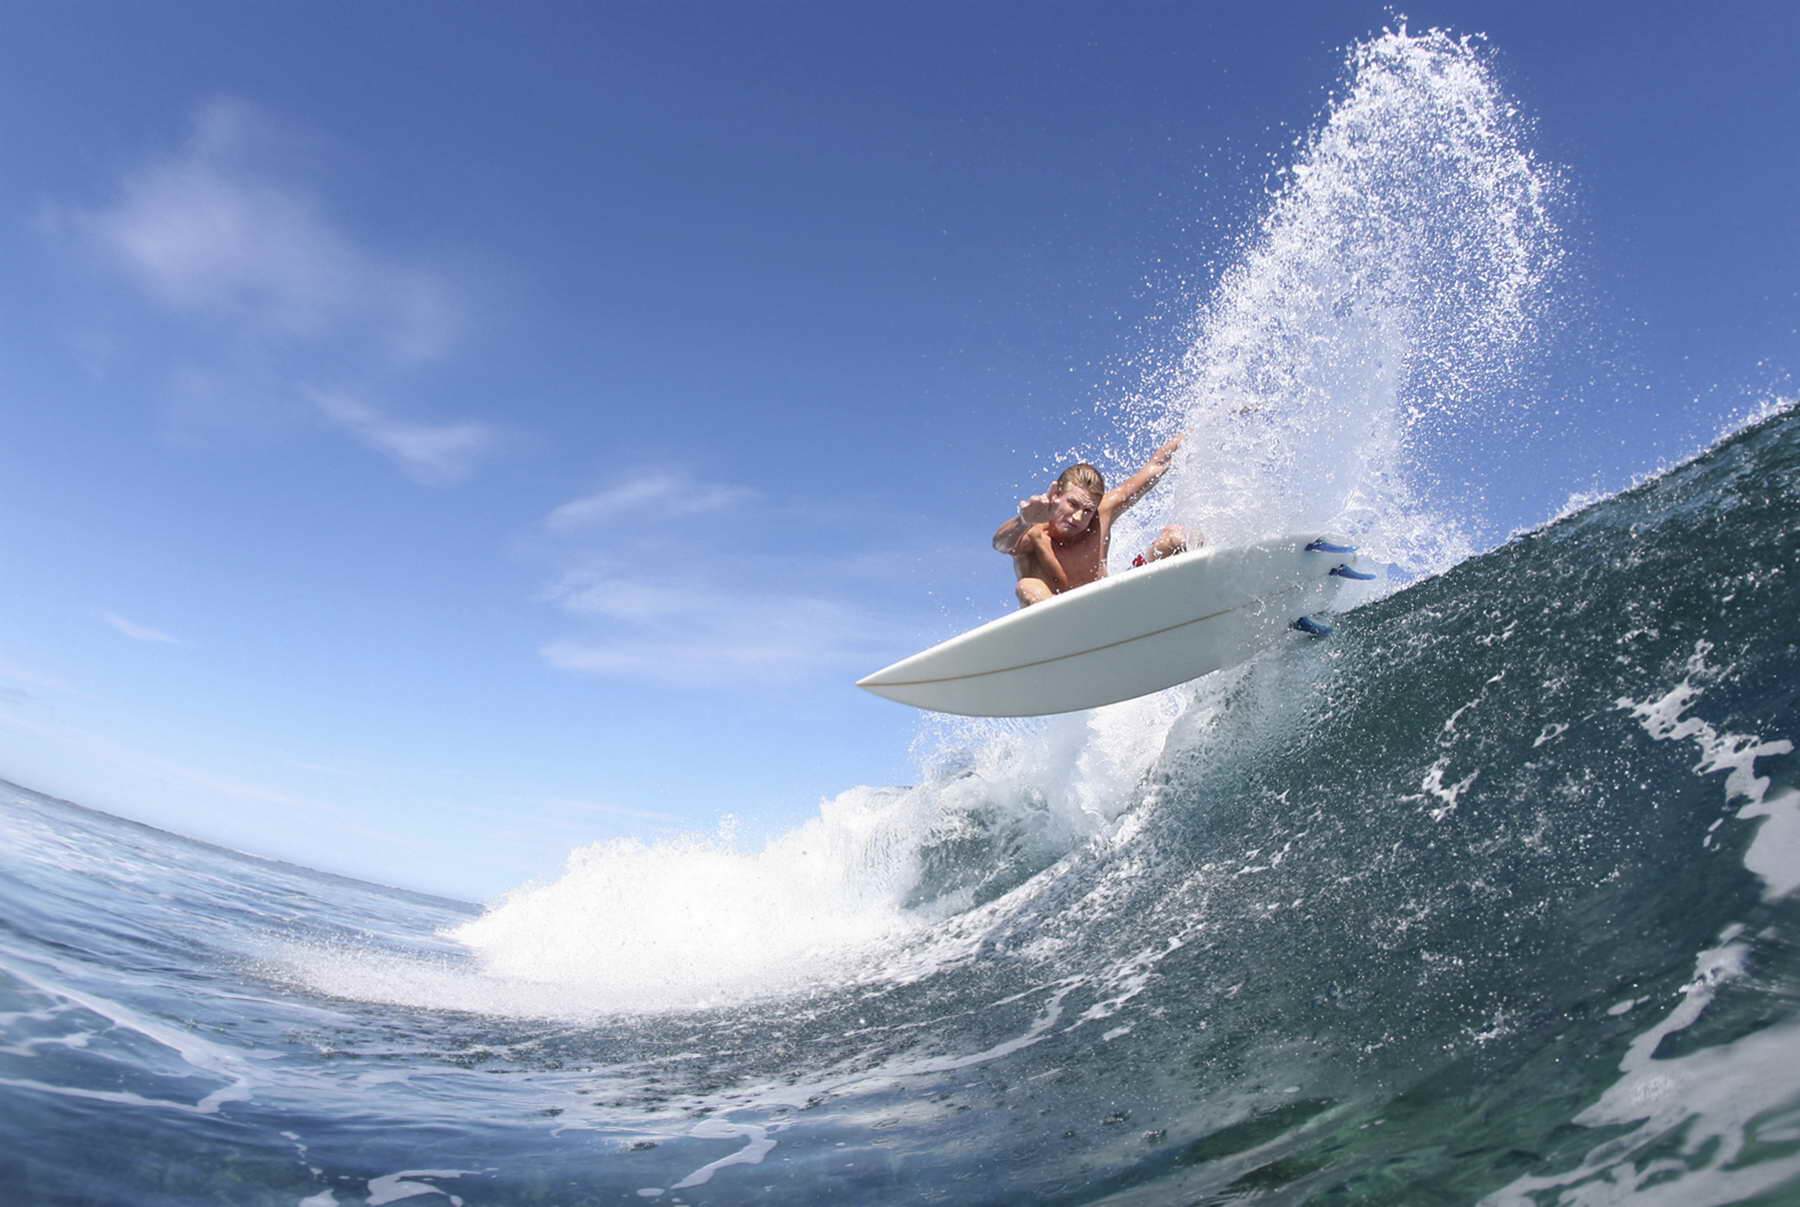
xmin=5 ymin=28 xmax=1800 ymax=1206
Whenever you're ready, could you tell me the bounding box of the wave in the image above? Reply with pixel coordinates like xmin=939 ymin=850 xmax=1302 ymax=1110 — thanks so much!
xmin=17 ymin=401 xmax=1797 ymax=1203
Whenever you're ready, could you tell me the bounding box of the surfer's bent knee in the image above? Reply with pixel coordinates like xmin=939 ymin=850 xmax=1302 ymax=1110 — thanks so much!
xmin=1149 ymin=525 xmax=1190 ymax=560
xmin=1015 ymin=578 xmax=1052 ymax=608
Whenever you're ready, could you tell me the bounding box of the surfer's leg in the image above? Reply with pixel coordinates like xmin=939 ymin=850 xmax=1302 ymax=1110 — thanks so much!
xmin=1015 ymin=577 xmax=1053 ymax=608
xmin=1135 ymin=525 xmax=1192 ymax=567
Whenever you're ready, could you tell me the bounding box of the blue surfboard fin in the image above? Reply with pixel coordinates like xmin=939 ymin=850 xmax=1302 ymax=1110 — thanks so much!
xmin=1292 ymin=615 xmax=1333 ymax=637
xmin=1305 ymin=538 xmax=1357 ymax=554
xmin=1329 ymin=563 xmax=1376 ymax=580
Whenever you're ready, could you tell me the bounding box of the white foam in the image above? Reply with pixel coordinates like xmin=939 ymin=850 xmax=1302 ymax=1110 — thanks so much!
xmin=451 ymin=798 xmax=926 ymax=1008
xmin=279 ymin=729 xmax=1166 ymax=1017
xmin=1484 ymin=940 xmax=1800 ymax=1205
xmin=668 ymin=1119 xmax=776 ymax=1190
xmin=366 ymin=1170 xmax=474 ymax=1206
xmin=1617 ymin=642 xmax=1799 ymax=899
xmin=1488 ymin=649 xmax=1800 ymax=1201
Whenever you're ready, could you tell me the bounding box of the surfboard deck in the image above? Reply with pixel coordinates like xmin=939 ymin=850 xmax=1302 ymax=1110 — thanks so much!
xmin=856 ymin=534 xmax=1365 ymax=717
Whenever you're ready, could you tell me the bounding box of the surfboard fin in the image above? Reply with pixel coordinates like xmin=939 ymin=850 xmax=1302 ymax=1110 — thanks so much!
xmin=1329 ymin=563 xmax=1376 ymax=580
xmin=1292 ymin=615 xmax=1333 ymax=637
xmin=1305 ymin=538 xmax=1357 ymax=554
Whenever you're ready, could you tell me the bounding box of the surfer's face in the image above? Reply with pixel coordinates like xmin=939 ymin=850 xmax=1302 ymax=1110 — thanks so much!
xmin=1048 ymin=487 xmax=1098 ymax=539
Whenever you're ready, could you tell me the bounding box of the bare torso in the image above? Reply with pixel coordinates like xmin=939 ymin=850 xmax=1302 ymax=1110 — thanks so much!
xmin=1000 ymin=434 xmax=1190 ymax=609
xmin=1014 ymin=511 xmax=1114 ymax=595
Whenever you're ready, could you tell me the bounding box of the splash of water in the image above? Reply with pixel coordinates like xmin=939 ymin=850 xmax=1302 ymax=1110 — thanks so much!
xmin=1108 ymin=24 xmax=1562 ymax=575
xmin=448 ymin=793 xmax=927 ymax=1008
xmin=434 ymin=711 xmax=1173 ymax=1012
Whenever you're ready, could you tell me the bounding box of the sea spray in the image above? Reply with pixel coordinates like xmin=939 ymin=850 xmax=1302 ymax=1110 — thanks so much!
xmin=450 ymin=793 xmax=926 ymax=1008
xmin=444 ymin=713 xmax=1179 ymax=1012
xmin=1107 ymin=25 xmax=1562 ymax=575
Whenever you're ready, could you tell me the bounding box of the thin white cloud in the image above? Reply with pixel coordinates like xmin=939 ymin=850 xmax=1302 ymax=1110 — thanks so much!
xmin=68 ymin=97 xmax=459 ymax=362
xmin=0 ymin=709 xmax=385 ymax=830
xmin=540 ymin=565 xmax=899 ymax=688
xmin=543 ymin=574 xmax=699 ymax=622
xmin=545 ymin=471 xmax=755 ymax=532
xmin=100 ymin=612 xmax=180 ymax=644
xmin=540 ymin=797 xmax=684 ymax=825
xmin=0 ymin=661 xmax=72 ymax=693
xmin=313 ymin=389 xmax=496 ymax=485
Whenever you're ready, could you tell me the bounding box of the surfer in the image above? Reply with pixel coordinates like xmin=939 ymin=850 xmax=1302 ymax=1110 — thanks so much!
xmin=992 ymin=434 xmax=1191 ymax=607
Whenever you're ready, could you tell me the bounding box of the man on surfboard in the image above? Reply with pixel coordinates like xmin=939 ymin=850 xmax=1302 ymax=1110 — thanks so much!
xmin=992 ymin=434 xmax=1190 ymax=608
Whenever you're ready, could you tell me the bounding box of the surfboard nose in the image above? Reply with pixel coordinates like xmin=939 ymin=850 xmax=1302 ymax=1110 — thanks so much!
xmin=855 ymin=658 xmax=906 ymax=689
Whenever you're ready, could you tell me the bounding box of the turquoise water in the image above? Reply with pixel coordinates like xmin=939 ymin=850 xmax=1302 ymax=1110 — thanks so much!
xmin=3 ymin=405 xmax=1797 ymax=1204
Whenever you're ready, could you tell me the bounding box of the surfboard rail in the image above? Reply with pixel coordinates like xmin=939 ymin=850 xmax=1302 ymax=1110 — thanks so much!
xmin=856 ymin=534 xmax=1361 ymax=717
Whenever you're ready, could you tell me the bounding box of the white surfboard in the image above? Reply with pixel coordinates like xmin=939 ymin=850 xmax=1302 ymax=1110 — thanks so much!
xmin=856 ymin=535 xmax=1367 ymax=717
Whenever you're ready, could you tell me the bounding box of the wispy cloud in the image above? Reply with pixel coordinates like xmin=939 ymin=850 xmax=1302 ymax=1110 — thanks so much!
xmin=0 ymin=709 xmax=384 ymax=829
xmin=0 ymin=661 xmax=71 ymax=694
xmin=539 ymin=563 xmax=900 ymax=687
xmin=533 ymin=481 xmax=939 ymax=691
xmin=542 ymin=575 xmax=699 ymax=622
xmin=65 ymin=97 xmax=460 ymax=362
xmin=313 ymin=389 xmax=497 ymax=485
xmin=545 ymin=471 xmax=755 ymax=532
xmin=100 ymin=612 xmax=180 ymax=644
xmin=540 ymin=796 xmax=684 ymax=825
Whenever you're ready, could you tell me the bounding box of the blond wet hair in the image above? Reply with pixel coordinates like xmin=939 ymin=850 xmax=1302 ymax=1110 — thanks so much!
xmin=1054 ymin=462 xmax=1104 ymax=501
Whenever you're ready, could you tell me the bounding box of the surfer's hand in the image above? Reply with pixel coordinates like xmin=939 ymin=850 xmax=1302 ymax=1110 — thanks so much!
xmin=1018 ymin=494 xmax=1053 ymax=525
xmin=1152 ymin=433 xmax=1186 ymax=465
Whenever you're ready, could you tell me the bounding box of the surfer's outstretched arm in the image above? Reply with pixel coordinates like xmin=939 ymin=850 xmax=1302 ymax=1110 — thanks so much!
xmin=1103 ymin=434 xmax=1186 ymax=517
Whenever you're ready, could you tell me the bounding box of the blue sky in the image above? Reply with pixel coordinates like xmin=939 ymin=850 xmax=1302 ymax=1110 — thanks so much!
xmin=1 ymin=2 xmax=1794 ymax=899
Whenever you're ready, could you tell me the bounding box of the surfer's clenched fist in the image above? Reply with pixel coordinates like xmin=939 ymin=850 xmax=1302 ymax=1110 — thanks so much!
xmin=993 ymin=434 xmax=1193 ymax=609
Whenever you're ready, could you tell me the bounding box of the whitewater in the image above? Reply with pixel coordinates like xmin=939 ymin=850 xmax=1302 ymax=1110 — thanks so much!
xmin=4 ymin=27 xmax=1798 ymax=1205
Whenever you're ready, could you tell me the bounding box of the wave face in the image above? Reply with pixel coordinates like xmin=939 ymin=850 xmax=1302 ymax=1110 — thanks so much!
xmin=2 ymin=25 xmax=1798 ymax=1207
